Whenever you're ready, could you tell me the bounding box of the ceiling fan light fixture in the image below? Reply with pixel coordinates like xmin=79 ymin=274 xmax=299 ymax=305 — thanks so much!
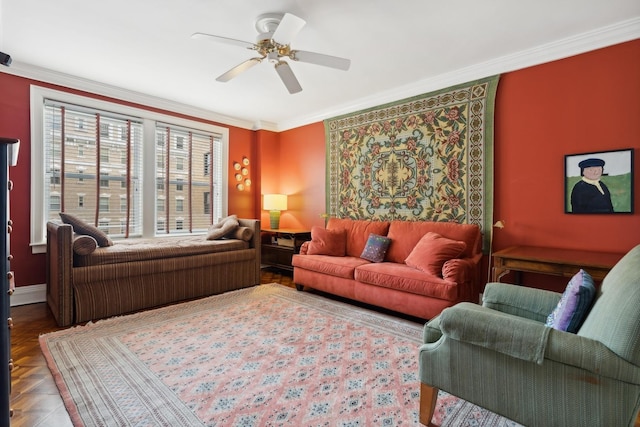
xmin=192 ymin=11 xmax=351 ymax=93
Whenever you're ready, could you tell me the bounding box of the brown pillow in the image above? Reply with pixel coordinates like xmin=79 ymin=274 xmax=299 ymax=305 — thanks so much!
xmin=72 ymin=234 xmax=98 ymax=256
xmin=207 ymin=216 xmax=239 ymax=240
xmin=59 ymin=212 xmax=113 ymax=247
xmin=225 ymin=226 xmax=254 ymax=241
xmin=307 ymin=226 xmax=346 ymax=256
xmin=405 ymin=232 xmax=466 ymax=277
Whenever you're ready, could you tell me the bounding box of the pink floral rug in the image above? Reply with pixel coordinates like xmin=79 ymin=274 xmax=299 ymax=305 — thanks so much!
xmin=40 ymin=284 xmax=520 ymax=426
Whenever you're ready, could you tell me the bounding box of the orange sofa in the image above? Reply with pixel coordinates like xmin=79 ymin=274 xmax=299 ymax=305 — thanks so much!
xmin=292 ymin=218 xmax=483 ymax=320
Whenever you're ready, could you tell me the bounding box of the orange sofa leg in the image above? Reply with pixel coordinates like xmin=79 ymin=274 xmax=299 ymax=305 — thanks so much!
xmin=419 ymin=382 xmax=439 ymax=426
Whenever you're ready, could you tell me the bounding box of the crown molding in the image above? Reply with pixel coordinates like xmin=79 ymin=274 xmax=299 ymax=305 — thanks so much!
xmin=277 ymin=17 xmax=640 ymax=131
xmin=0 ymin=61 xmax=278 ymax=131
xmin=2 ymin=18 xmax=638 ymax=133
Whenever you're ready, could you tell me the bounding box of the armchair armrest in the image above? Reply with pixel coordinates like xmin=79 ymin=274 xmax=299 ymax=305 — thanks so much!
xmin=483 ymin=282 xmax=561 ymax=323
xmin=545 ymin=328 xmax=640 ymax=383
xmin=439 ymin=302 xmax=550 ymax=364
xmin=299 ymin=240 xmax=310 ymax=255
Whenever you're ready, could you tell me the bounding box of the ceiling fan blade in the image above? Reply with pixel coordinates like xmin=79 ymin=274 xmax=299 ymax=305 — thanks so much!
xmin=191 ymin=32 xmax=254 ymax=49
xmin=272 ymin=13 xmax=306 ymax=45
xmin=274 ymin=61 xmax=302 ymax=94
xmin=291 ymin=50 xmax=351 ymax=71
xmin=216 ymin=58 xmax=262 ymax=82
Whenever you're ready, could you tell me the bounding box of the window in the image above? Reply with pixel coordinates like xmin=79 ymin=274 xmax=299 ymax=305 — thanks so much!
xmin=176 ymin=198 xmax=184 ymax=212
xmin=100 ymin=196 xmax=110 ymax=212
xmin=50 ymin=194 xmax=61 ymax=211
xmin=204 ymin=191 xmax=210 ymax=214
xmin=100 ymin=122 xmax=109 ymax=137
xmin=204 ymin=152 xmax=211 ymax=176
xmin=31 ymin=86 xmax=228 ymax=250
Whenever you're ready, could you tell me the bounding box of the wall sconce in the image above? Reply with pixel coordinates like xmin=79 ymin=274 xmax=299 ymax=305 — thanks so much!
xmin=233 ymin=157 xmax=250 ymax=191
xmin=263 ymin=194 xmax=288 ymax=229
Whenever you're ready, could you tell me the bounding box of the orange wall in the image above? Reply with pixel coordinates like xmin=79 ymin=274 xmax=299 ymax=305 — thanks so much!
xmin=0 ymin=73 xmax=256 ymax=287
xmin=2 ymin=39 xmax=639 ymax=291
xmin=277 ymin=40 xmax=640 ymax=291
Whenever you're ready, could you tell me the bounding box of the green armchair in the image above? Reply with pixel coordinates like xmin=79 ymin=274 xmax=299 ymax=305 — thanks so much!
xmin=419 ymin=244 xmax=640 ymax=427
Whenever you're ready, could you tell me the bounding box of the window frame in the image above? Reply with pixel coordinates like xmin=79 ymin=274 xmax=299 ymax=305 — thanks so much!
xmin=30 ymin=85 xmax=229 ymax=253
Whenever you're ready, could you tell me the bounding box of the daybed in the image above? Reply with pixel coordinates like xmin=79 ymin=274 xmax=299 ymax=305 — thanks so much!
xmin=292 ymin=218 xmax=482 ymax=320
xmin=46 ymin=218 xmax=261 ymax=326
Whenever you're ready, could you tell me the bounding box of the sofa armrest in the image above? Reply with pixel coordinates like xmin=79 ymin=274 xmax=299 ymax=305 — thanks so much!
xmin=46 ymin=221 xmax=74 ymax=326
xmin=237 ymin=218 xmax=261 ymax=285
xmin=442 ymin=253 xmax=482 ymax=302
xmin=299 ymin=240 xmax=310 ymax=255
xmin=483 ymin=282 xmax=561 ymax=323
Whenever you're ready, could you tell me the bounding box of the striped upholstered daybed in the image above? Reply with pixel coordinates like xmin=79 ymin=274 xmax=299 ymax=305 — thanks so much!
xmin=46 ymin=218 xmax=261 ymax=326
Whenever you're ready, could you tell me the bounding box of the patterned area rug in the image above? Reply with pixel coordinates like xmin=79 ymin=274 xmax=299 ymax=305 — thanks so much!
xmin=40 ymin=284 xmax=520 ymax=426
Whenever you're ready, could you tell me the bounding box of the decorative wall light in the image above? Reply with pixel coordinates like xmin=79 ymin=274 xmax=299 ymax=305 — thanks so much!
xmin=233 ymin=158 xmax=250 ymax=191
xmin=263 ymin=194 xmax=288 ymax=229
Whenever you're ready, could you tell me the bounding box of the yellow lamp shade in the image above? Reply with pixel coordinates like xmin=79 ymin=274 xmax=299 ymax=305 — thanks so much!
xmin=263 ymin=194 xmax=288 ymax=211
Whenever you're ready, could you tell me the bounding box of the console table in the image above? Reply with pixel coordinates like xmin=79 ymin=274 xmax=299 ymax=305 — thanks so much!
xmin=492 ymin=245 xmax=624 ymax=284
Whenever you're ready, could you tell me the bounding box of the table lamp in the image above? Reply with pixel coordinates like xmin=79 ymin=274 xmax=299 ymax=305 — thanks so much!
xmin=263 ymin=194 xmax=287 ymax=229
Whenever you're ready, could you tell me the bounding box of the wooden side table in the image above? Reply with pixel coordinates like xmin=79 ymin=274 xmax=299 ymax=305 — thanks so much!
xmin=260 ymin=229 xmax=311 ymax=272
xmin=492 ymin=245 xmax=624 ymax=284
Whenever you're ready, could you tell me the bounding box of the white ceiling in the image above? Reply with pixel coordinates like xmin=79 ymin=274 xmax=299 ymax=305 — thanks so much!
xmin=1 ymin=0 xmax=639 ymax=131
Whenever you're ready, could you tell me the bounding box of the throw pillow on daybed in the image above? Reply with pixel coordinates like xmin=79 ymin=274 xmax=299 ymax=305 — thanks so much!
xmin=307 ymin=226 xmax=346 ymax=256
xmin=225 ymin=226 xmax=254 ymax=241
xmin=405 ymin=232 xmax=466 ymax=276
xmin=545 ymin=269 xmax=596 ymax=333
xmin=72 ymin=234 xmax=98 ymax=255
xmin=360 ymin=233 xmax=391 ymax=263
xmin=59 ymin=212 xmax=113 ymax=247
xmin=207 ymin=215 xmax=239 ymax=240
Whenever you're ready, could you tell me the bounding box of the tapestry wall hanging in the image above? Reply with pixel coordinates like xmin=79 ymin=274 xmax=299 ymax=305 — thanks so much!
xmin=324 ymin=75 xmax=500 ymax=250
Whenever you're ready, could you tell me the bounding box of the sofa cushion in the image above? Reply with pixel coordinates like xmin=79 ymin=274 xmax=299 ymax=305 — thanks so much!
xmin=404 ymin=232 xmax=466 ymax=277
xmin=360 ymin=233 xmax=391 ymax=263
xmin=327 ymin=218 xmax=390 ymax=258
xmin=291 ymin=254 xmax=370 ymax=280
xmin=74 ymin=235 xmax=248 ymax=267
xmin=546 ymin=269 xmax=596 ymax=333
xmin=59 ymin=212 xmax=114 ymax=247
xmin=307 ymin=226 xmax=346 ymax=256
xmin=355 ymin=262 xmax=458 ymax=301
xmin=385 ymin=220 xmax=480 ymax=263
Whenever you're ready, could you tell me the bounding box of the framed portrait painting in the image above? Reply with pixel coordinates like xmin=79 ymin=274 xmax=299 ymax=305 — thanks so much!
xmin=565 ymin=148 xmax=634 ymax=214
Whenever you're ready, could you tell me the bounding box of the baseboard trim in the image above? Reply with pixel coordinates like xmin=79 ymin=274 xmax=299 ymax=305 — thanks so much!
xmin=11 ymin=284 xmax=47 ymax=307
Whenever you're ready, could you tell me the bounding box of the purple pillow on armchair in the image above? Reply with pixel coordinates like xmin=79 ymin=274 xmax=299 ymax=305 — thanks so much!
xmin=545 ymin=269 xmax=596 ymax=333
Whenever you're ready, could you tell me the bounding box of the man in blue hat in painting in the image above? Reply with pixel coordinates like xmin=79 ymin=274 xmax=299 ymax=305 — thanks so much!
xmin=570 ymin=157 xmax=614 ymax=213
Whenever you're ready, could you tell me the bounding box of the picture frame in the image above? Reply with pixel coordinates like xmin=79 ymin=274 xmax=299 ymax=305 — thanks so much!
xmin=565 ymin=148 xmax=634 ymax=214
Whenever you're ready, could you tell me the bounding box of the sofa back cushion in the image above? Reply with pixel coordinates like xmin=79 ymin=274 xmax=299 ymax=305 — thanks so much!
xmin=326 ymin=218 xmax=390 ymax=258
xmin=385 ymin=221 xmax=481 ymax=263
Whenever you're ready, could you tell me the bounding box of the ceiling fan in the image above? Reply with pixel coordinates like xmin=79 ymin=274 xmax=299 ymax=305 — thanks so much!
xmin=192 ymin=12 xmax=351 ymax=94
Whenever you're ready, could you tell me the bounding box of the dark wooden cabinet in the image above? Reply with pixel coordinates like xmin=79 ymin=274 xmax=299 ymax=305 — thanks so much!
xmin=261 ymin=229 xmax=311 ymax=272
xmin=0 ymin=137 xmax=18 ymax=425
